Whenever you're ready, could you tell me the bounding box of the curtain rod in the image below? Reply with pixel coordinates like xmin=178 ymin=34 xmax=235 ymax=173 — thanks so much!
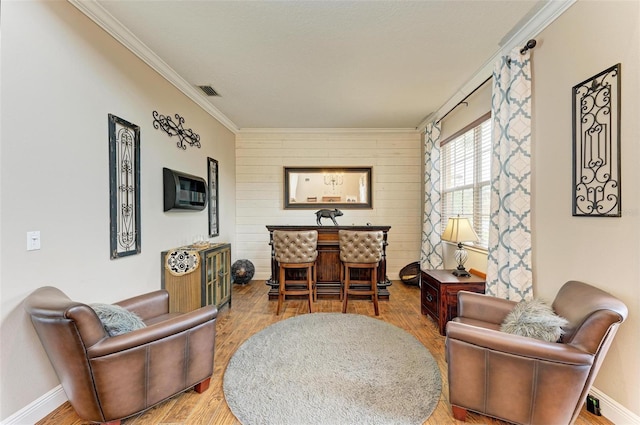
xmin=435 ymin=39 xmax=537 ymax=125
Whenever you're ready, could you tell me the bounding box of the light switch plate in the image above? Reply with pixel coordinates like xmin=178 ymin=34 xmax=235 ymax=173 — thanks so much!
xmin=27 ymin=231 xmax=41 ymax=251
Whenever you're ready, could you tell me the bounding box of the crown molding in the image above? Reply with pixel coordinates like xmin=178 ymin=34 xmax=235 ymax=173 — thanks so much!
xmin=68 ymin=0 xmax=240 ymax=134
xmin=69 ymin=0 xmax=575 ymax=136
xmin=237 ymin=128 xmax=420 ymax=134
xmin=416 ymin=0 xmax=576 ymax=131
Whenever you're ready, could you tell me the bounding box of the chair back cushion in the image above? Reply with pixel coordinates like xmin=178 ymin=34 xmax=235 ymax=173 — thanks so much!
xmin=339 ymin=230 xmax=384 ymax=263
xmin=273 ymin=230 xmax=318 ymax=263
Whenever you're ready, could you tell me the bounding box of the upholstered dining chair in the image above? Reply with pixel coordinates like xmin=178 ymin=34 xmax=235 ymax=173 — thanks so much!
xmin=24 ymin=286 xmax=217 ymax=425
xmin=446 ymin=280 xmax=628 ymax=425
xmin=273 ymin=230 xmax=318 ymax=315
xmin=339 ymin=230 xmax=384 ymax=316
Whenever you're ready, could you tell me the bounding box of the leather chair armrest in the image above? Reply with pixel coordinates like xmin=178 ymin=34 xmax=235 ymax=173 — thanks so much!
xmin=115 ymin=290 xmax=170 ymax=320
xmin=86 ymin=304 xmax=218 ymax=358
xmin=457 ymin=291 xmax=517 ymax=325
xmin=446 ymin=321 xmax=594 ymax=365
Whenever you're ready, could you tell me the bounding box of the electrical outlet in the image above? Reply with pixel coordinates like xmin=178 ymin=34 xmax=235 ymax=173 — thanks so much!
xmin=586 ymin=395 xmax=601 ymax=416
xmin=27 ymin=231 xmax=41 ymax=251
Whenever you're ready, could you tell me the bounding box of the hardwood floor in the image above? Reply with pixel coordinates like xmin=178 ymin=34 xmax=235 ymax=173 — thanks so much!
xmin=37 ymin=281 xmax=611 ymax=425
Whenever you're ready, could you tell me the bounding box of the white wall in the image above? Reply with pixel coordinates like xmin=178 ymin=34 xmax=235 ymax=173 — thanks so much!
xmin=0 ymin=1 xmax=236 ymax=420
xmin=235 ymin=130 xmax=422 ymax=281
xmin=532 ymin=0 xmax=640 ymax=418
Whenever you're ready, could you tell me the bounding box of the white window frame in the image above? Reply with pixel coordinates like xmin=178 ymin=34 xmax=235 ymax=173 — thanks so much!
xmin=440 ymin=112 xmax=491 ymax=250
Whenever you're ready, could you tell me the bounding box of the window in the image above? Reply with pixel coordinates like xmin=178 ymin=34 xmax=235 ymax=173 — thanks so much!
xmin=440 ymin=112 xmax=491 ymax=249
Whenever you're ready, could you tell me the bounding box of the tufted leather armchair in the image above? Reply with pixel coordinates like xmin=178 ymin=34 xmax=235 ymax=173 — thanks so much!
xmin=446 ymin=281 xmax=627 ymax=425
xmin=273 ymin=230 xmax=318 ymax=314
xmin=24 ymin=286 xmax=217 ymax=425
xmin=339 ymin=230 xmax=384 ymax=315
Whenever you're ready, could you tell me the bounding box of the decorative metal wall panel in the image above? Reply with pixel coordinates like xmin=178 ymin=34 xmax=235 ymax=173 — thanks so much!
xmin=208 ymin=157 xmax=220 ymax=237
xmin=152 ymin=111 xmax=200 ymax=150
xmin=572 ymin=64 xmax=621 ymax=217
xmin=109 ymin=114 xmax=141 ymax=258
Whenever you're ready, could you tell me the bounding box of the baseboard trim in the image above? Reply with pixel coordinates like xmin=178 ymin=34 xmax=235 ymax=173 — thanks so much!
xmin=1 ymin=385 xmax=66 ymax=425
xmin=2 ymin=382 xmax=638 ymax=425
xmin=590 ymin=387 xmax=640 ymax=425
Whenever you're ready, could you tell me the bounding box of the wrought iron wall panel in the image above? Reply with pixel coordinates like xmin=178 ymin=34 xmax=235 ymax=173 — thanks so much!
xmin=208 ymin=157 xmax=220 ymax=237
xmin=572 ymin=63 xmax=621 ymax=217
xmin=109 ymin=114 xmax=141 ymax=258
xmin=152 ymin=111 xmax=200 ymax=150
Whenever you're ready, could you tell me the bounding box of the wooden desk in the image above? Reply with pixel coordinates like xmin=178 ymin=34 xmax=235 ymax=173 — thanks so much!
xmin=420 ymin=269 xmax=486 ymax=335
xmin=266 ymin=225 xmax=391 ymax=299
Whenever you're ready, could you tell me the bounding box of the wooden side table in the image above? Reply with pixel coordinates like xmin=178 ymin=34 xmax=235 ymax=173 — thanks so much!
xmin=421 ymin=269 xmax=486 ymax=335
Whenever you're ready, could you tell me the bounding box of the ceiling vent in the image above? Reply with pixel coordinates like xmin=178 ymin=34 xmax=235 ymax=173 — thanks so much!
xmin=198 ymin=85 xmax=220 ymax=97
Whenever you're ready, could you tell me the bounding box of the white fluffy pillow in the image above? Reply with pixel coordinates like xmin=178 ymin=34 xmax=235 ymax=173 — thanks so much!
xmin=91 ymin=303 xmax=146 ymax=336
xmin=500 ymin=298 xmax=568 ymax=342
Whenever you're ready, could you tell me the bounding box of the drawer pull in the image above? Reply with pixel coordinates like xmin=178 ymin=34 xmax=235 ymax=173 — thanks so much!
xmin=426 ymin=293 xmax=434 ymax=302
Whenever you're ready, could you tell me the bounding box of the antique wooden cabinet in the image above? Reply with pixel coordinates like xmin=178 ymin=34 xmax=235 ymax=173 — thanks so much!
xmin=266 ymin=225 xmax=391 ymax=299
xmin=421 ymin=269 xmax=485 ymax=335
xmin=161 ymin=243 xmax=231 ymax=312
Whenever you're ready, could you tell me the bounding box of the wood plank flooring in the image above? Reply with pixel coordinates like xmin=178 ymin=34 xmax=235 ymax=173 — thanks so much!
xmin=37 ymin=281 xmax=611 ymax=425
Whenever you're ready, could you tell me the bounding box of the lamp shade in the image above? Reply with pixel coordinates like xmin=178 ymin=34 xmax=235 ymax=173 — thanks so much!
xmin=441 ymin=217 xmax=479 ymax=244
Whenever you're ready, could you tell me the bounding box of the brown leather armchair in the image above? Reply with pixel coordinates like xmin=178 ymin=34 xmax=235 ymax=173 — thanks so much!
xmin=446 ymin=280 xmax=627 ymax=425
xmin=24 ymin=286 xmax=217 ymax=425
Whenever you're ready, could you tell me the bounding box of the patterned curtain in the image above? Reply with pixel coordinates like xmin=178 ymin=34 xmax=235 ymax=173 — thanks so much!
xmin=420 ymin=121 xmax=444 ymax=270
xmin=486 ymin=47 xmax=533 ymax=300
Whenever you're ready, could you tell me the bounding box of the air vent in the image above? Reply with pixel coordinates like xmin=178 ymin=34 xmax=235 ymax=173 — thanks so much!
xmin=198 ymin=85 xmax=220 ymax=97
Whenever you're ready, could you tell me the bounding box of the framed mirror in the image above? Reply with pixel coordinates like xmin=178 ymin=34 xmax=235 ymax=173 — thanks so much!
xmin=284 ymin=167 xmax=373 ymax=209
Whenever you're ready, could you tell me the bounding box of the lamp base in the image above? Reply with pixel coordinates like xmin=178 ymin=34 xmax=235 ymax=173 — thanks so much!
xmin=452 ymin=267 xmax=471 ymax=277
xmin=453 ymin=243 xmax=471 ymax=277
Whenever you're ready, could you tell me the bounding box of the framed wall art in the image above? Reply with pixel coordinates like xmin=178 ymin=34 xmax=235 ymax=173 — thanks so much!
xmin=109 ymin=114 xmax=141 ymax=258
xmin=572 ymin=63 xmax=621 ymax=217
xmin=208 ymin=157 xmax=220 ymax=237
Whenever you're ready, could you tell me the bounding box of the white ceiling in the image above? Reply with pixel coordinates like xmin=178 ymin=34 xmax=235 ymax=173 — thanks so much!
xmin=76 ymin=1 xmax=556 ymax=131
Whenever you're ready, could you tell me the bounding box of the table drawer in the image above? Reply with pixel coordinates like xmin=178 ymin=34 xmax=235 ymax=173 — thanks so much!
xmin=421 ymin=280 xmax=438 ymax=319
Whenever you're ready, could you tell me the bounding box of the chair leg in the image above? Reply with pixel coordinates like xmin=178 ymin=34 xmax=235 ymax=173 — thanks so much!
xmin=307 ymin=264 xmax=314 ymax=313
xmin=372 ymin=268 xmax=379 ymax=316
xmin=313 ymin=264 xmax=317 ymax=302
xmin=342 ymin=265 xmax=349 ymax=313
xmin=276 ymin=267 xmax=285 ymax=315
xmin=194 ymin=377 xmax=211 ymax=393
xmin=452 ymin=405 xmax=468 ymax=421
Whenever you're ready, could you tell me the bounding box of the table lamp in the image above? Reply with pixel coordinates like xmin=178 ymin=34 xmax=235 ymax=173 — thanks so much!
xmin=441 ymin=217 xmax=479 ymax=277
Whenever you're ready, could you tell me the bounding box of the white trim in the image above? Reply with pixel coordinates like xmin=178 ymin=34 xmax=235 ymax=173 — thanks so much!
xmin=238 ymin=127 xmax=419 ymax=134
xmin=416 ymin=0 xmax=576 ymax=131
xmin=67 ymin=0 xmax=240 ymax=135
xmin=590 ymin=387 xmax=640 ymax=425
xmin=69 ymin=0 xmax=577 ymax=135
xmin=4 ymin=377 xmax=637 ymax=425
xmin=1 ymin=386 xmax=66 ymax=425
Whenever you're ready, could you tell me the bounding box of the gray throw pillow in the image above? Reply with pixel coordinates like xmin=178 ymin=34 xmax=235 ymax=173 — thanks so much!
xmin=500 ymin=298 xmax=568 ymax=342
xmin=91 ymin=303 xmax=146 ymax=336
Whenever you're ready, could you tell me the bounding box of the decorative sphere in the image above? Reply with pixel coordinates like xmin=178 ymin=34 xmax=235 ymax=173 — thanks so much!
xmin=231 ymin=259 xmax=255 ymax=284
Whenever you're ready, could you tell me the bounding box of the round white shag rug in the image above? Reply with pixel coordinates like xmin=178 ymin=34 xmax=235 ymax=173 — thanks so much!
xmin=223 ymin=313 xmax=442 ymax=425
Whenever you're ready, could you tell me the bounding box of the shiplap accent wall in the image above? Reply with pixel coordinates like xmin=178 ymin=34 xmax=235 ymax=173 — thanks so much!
xmin=235 ymin=130 xmax=422 ymax=281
